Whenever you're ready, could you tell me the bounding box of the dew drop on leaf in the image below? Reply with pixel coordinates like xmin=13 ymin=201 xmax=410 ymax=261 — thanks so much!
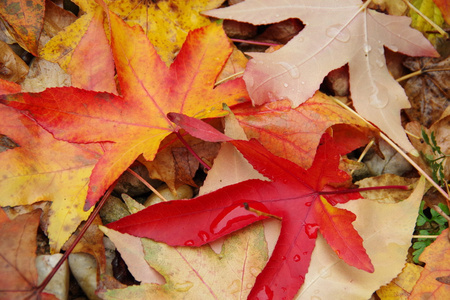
xmin=283 ymin=83 xmax=289 ymax=88
xmin=210 ymin=203 xmax=258 ymax=235
xmin=363 ymin=44 xmax=372 ymax=54
xmin=305 ymin=202 xmax=311 ymax=207
xmin=228 ymin=279 xmax=241 ymax=293
xmin=184 ymin=240 xmax=194 ymax=246
xmin=277 ymin=61 xmax=300 ymax=79
xmin=250 ymin=266 xmax=262 ymax=277
xmin=293 ymin=254 xmax=301 ymax=262
xmin=389 ymin=45 xmax=399 ymax=52
xmin=325 ymin=24 xmax=351 ymax=43
xmin=305 ymin=223 xmax=319 ymax=239
xmin=375 ymin=59 xmax=384 ymax=68
xmin=369 ymin=91 xmax=388 ymax=109
xmin=281 ymin=255 xmax=286 ymax=260
xmin=198 ymin=231 xmax=209 ymax=242
xmin=255 ymin=285 xmax=274 ymax=300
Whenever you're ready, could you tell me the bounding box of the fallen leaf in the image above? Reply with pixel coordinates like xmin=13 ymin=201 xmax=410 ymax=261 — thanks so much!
xmin=101 ymin=223 xmax=268 ymax=299
xmin=41 ymin=0 xmax=224 ymax=69
xmin=231 ymin=91 xmax=376 ymax=168
xmin=376 ymin=263 xmax=423 ymax=299
xmin=0 ymin=78 xmax=21 ymax=94
xmin=0 ymin=0 xmax=44 ymax=55
xmin=410 ymin=228 xmax=450 ymax=299
xmin=206 ymin=0 xmax=439 ymax=152
xmin=0 ymin=104 xmax=102 ymax=251
xmin=1 ymin=17 xmax=248 ymax=208
xmin=297 ymin=176 xmax=426 ymax=299
xmin=62 ymin=216 xmax=107 ymax=274
xmin=0 ymin=210 xmax=56 ymax=300
xmin=107 ymin=133 xmax=372 ymax=299
xmin=0 ymin=41 xmax=29 ymax=83
xmin=433 ymin=0 xmax=450 ymax=23
xmin=141 ymin=131 xmax=221 ymax=192
xmin=403 ymin=56 xmax=450 ymax=127
xmin=66 ymin=5 xmax=117 ymax=93
xmin=409 ymin=0 xmax=445 ymax=44
xmin=21 ymin=58 xmax=72 ymax=93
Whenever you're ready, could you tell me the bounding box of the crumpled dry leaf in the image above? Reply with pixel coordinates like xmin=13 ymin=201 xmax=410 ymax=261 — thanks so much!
xmin=403 ymin=55 xmax=450 ymax=127
xmin=141 ymin=132 xmax=221 ymax=193
xmin=0 ymin=41 xmax=28 ymax=82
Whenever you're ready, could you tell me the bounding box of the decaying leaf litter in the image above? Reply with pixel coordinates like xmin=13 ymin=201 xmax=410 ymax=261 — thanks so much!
xmin=0 ymin=0 xmax=449 ymax=299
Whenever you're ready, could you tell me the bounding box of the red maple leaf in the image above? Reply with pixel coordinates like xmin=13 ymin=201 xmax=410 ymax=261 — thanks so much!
xmin=107 ymin=125 xmax=373 ymax=299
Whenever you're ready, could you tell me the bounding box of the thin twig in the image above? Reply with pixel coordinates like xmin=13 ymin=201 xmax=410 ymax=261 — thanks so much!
xmin=215 ymin=70 xmax=245 ymax=86
xmin=412 ymin=235 xmax=438 ymax=239
xmin=431 ymin=204 xmax=450 ymax=223
xmin=36 ymin=180 xmax=118 ymax=294
xmin=331 ymin=96 xmax=450 ymax=201
xmin=396 ymin=69 xmax=423 ymax=82
xmin=357 ymin=139 xmax=374 ymax=163
xmin=126 ymin=168 xmax=168 ymax=202
xmin=402 ymin=0 xmax=449 ymax=39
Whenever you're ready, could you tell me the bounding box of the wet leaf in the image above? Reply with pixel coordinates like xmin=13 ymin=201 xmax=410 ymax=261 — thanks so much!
xmin=206 ymin=0 xmax=439 ymax=152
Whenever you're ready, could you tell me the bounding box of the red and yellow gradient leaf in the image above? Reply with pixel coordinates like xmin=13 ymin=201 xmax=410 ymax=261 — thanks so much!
xmin=1 ymin=17 xmax=247 ymax=209
xmin=108 ymin=134 xmax=371 ymax=299
xmin=0 ymin=105 xmax=102 ymax=251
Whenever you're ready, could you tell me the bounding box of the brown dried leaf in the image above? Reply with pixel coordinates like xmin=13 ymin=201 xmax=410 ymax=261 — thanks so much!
xmin=404 ymin=56 xmax=450 ymax=127
xmin=0 ymin=41 xmax=28 ymax=83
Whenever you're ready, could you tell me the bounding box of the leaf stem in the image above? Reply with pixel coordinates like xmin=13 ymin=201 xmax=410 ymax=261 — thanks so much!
xmin=402 ymin=0 xmax=449 ymax=39
xmin=318 ymin=185 xmax=409 ymax=195
xmin=331 ymin=96 xmax=450 ymax=201
xmin=396 ymin=69 xmax=423 ymax=82
xmin=36 ymin=180 xmax=118 ymax=294
xmin=230 ymin=38 xmax=281 ymax=47
xmin=174 ymin=130 xmax=211 ymax=170
xmin=126 ymin=168 xmax=168 ymax=202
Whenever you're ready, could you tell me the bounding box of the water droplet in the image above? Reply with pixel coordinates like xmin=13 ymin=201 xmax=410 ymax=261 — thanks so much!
xmin=325 ymin=24 xmax=351 ymax=43
xmin=368 ymin=88 xmax=388 ymax=108
xmin=283 ymin=83 xmax=289 ymax=88
xmin=305 ymin=202 xmax=311 ymax=207
xmin=311 ymin=296 xmax=322 ymax=300
xmin=210 ymin=203 xmax=256 ymax=235
xmin=277 ymin=62 xmax=300 ymax=79
xmin=297 ymin=36 xmax=304 ymax=42
xmin=246 ymin=283 xmax=253 ymax=289
xmin=378 ymin=46 xmax=384 ymax=54
xmin=303 ymin=251 xmax=308 ymax=255
xmin=275 ymin=14 xmax=280 ymax=17
xmin=174 ymin=281 xmax=193 ymax=292
xmin=267 ymin=91 xmax=278 ymax=102
xmin=301 ymin=81 xmax=305 ymax=85
xmin=250 ymin=267 xmax=262 ymax=277
xmin=184 ymin=240 xmax=194 ymax=246
xmin=363 ymin=44 xmax=372 ymax=54
xmin=335 ymin=249 xmax=341 ymax=256
xmin=305 ymin=223 xmax=319 ymax=239
xmin=281 ymin=256 xmax=286 ymax=260
xmin=320 ymin=268 xmax=332 ymax=279
xmin=375 ymin=59 xmax=384 ymax=68
xmin=228 ymin=279 xmax=240 ymax=293
xmin=389 ymin=45 xmax=398 ymax=52
xmin=293 ymin=254 xmax=301 ymax=262
xmin=198 ymin=231 xmax=209 ymax=242
xmin=255 ymin=285 xmax=274 ymax=300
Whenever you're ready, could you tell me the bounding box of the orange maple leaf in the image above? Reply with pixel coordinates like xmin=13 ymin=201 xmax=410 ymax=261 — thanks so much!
xmin=1 ymin=13 xmax=248 ymax=209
